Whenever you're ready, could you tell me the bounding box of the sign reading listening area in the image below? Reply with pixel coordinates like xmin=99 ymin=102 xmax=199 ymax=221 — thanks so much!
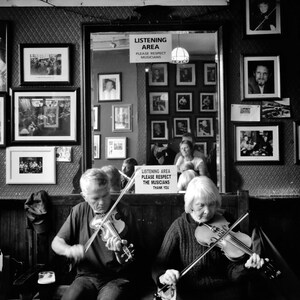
xmin=134 ymin=165 xmax=177 ymax=194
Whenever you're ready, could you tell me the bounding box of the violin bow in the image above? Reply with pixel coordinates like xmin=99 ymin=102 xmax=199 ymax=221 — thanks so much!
xmin=119 ymin=170 xmax=131 ymax=182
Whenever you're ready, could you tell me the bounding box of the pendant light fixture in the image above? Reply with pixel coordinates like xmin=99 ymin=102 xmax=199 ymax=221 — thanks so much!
xmin=171 ymin=34 xmax=189 ymax=64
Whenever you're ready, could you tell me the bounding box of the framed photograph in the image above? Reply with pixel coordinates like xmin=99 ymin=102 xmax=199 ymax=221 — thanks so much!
xmin=56 ymin=146 xmax=72 ymax=162
xmin=93 ymin=105 xmax=100 ymax=131
xmin=231 ymin=104 xmax=261 ymax=122
xmin=148 ymin=63 xmax=168 ymax=86
xmin=234 ymin=123 xmax=282 ymax=163
xmin=200 ymin=93 xmax=216 ymax=112
xmin=262 ymin=98 xmax=291 ymax=119
xmin=204 ymin=63 xmax=216 ymax=85
xmin=0 ymin=21 xmax=8 ymax=92
xmin=294 ymin=121 xmax=300 ymax=164
xmin=149 ymin=92 xmax=169 ymax=114
xmin=176 ymin=93 xmax=192 ymax=112
xmin=196 ymin=117 xmax=214 ymax=137
xmin=0 ymin=94 xmax=6 ymax=147
xmin=11 ymin=88 xmax=78 ymax=145
xmin=245 ymin=0 xmax=281 ymax=36
xmin=98 ymin=73 xmax=121 ymax=102
xmin=93 ymin=134 xmax=101 ymax=160
xmin=242 ymin=55 xmax=281 ymax=100
xmin=151 ymin=120 xmax=168 ymax=140
xmin=173 ymin=118 xmax=190 ymax=137
xmin=112 ymin=104 xmax=132 ymax=132
xmin=20 ymin=43 xmax=71 ymax=85
xmin=105 ymin=137 xmax=127 ymax=159
xmin=195 ymin=142 xmax=207 ymax=157
xmin=176 ymin=64 xmax=196 ymax=86
xmin=6 ymin=146 xmax=56 ymax=184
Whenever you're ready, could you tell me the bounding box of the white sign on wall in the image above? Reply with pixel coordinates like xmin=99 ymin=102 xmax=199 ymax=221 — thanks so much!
xmin=129 ymin=34 xmax=172 ymax=63
xmin=134 ymin=165 xmax=177 ymax=194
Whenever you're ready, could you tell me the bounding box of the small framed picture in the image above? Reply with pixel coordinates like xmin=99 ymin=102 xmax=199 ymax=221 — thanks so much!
xmin=262 ymin=99 xmax=291 ymax=119
xmin=204 ymin=63 xmax=216 ymax=85
xmin=176 ymin=93 xmax=193 ymax=112
xmin=148 ymin=63 xmax=168 ymax=86
xmin=176 ymin=64 xmax=196 ymax=86
xmin=105 ymin=137 xmax=127 ymax=159
xmin=56 ymin=146 xmax=72 ymax=162
xmin=0 ymin=94 xmax=6 ymax=147
xmin=200 ymin=93 xmax=216 ymax=112
xmin=245 ymin=0 xmax=281 ymax=36
xmin=242 ymin=55 xmax=281 ymax=100
xmin=195 ymin=142 xmax=208 ymax=157
xmin=151 ymin=120 xmax=168 ymax=140
xmin=0 ymin=21 xmax=8 ymax=92
xmin=149 ymin=92 xmax=169 ymax=115
xmin=294 ymin=121 xmax=300 ymax=164
xmin=93 ymin=105 xmax=100 ymax=131
xmin=6 ymin=146 xmax=56 ymax=184
xmin=234 ymin=123 xmax=281 ymax=163
xmin=173 ymin=118 xmax=190 ymax=137
xmin=196 ymin=118 xmax=214 ymax=137
xmin=20 ymin=43 xmax=71 ymax=85
xmin=93 ymin=134 xmax=101 ymax=160
xmin=98 ymin=73 xmax=121 ymax=102
xmin=112 ymin=104 xmax=132 ymax=132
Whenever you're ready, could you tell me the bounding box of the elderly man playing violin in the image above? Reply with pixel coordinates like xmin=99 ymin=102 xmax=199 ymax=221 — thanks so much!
xmin=152 ymin=176 xmax=268 ymax=300
xmin=51 ymin=168 xmax=141 ymax=300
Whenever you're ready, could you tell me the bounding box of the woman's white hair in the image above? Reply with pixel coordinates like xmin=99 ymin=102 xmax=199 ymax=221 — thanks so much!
xmin=184 ymin=176 xmax=221 ymax=214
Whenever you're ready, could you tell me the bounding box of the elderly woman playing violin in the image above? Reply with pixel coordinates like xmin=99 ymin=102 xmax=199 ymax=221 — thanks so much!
xmin=152 ymin=176 xmax=265 ymax=300
xmin=51 ymin=168 xmax=141 ymax=300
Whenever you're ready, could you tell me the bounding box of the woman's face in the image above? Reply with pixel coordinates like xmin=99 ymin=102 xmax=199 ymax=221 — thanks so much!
xmin=190 ymin=197 xmax=217 ymax=223
xmin=258 ymin=3 xmax=269 ymax=14
xmin=180 ymin=144 xmax=192 ymax=157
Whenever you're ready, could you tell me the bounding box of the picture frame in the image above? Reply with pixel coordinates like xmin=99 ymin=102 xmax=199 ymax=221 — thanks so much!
xmin=175 ymin=93 xmax=193 ymax=112
xmin=0 ymin=94 xmax=6 ymax=147
xmin=241 ymin=55 xmax=281 ymax=100
xmin=105 ymin=137 xmax=127 ymax=159
xmin=93 ymin=105 xmax=100 ymax=131
xmin=200 ymin=93 xmax=216 ymax=112
xmin=173 ymin=118 xmax=190 ymax=137
xmin=98 ymin=73 xmax=121 ymax=102
xmin=245 ymin=0 xmax=281 ymax=36
xmin=151 ymin=120 xmax=168 ymax=140
xmin=293 ymin=121 xmax=300 ymax=164
xmin=148 ymin=63 xmax=168 ymax=86
xmin=195 ymin=142 xmax=207 ymax=157
xmin=93 ymin=134 xmax=101 ymax=160
xmin=204 ymin=63 xmax=216 ymax=85
xmin=6 ymin=146 xmax=56 ymax=184
xmin=234 ymin=123 xmax=282 ymax=164
xmin=196 ymin=117 xmax=214 ymax=137
xmin=262 ymin=98 xmax=291 ymax=119
xmin=112 ymin=104 xmax=132 ymax=132
xmin=11 ymin=88 xmax=79 ymax=145
xmin=56 ymin=146 xmax=72 ymax=162
xmin=176 ymin=63 xmax=196 ymax=86
xmin=20 ymin=43 xmax=71 ymax=85
xmin=149 ymin=92 xmax=169 ymax=115
xmin=0 ymin=21 xmax=8 ymax=92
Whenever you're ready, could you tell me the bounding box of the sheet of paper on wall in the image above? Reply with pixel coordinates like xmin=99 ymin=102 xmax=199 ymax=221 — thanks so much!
xmin=230 ymin=104 xmax=260 ymax=122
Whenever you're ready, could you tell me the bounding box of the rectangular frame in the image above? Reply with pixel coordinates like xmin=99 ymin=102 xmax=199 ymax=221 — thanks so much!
xmin=11 ymin=88 xmax=79 ymax=145
xmin=195 ymin=142 xmax=207 ymax=157
xmin=0 ymin=94 xmax=6 ymax=147
xmin=175 ymin=92 xmax=193 ymax=112
xmin=196 ymin=117 xmax=214 ymax=137
xmin=173 ymin=118 xmax=191 ymax=137
xmin=241 ymin=55 xmax=281 ymax=100
xmin=148 ymin=63 xmax=168 ymax=86
xmin=200 ymin=92 xmax=217 ymax=112
xmin=98 ymin=73 xmax=121 ymax=102
xmin=93 ymin=134 xmax=101 ymax=160
xmin=149 ymin=92 xmax=169 ymax=115
xmin=234 ymin=123 xmax=282 ymax=164
xmin=93 ymin=105 xmax=100 ymax=131
xmin=176 ymin=63 xmax=196 ymax=86
xmin=245 ymin=0 xmax=281 ymax=36
xmin=6 ymin=146 xmax=56 ymax=184
xmin=262 ymin=99 xmax=291 ymax=119
xmin=294 ymin=121 xmax=300 ymax=165
xmin=20 ymin=43 xmax=71 ymax=85
xmin=204 ymin=63 xmax=216 ymax=85
xmin=0 ymin=21 xmax=8 ymax=92
xmin=56 ymin=146 xmax=72 ymax=162
xmin=151 ymin=120 xmax=168 ymax=140
xmin=112 ymin=104 xmax=132 ymax=132
xmin=105 ymin=137 xmax=127 ymax=159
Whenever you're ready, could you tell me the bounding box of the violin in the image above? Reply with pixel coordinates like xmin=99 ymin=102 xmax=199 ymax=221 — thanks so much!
xmin=90 ymin=209 xmax=134 ymax=264
xmin=195 ymin=213 xmax=281 ymax=279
